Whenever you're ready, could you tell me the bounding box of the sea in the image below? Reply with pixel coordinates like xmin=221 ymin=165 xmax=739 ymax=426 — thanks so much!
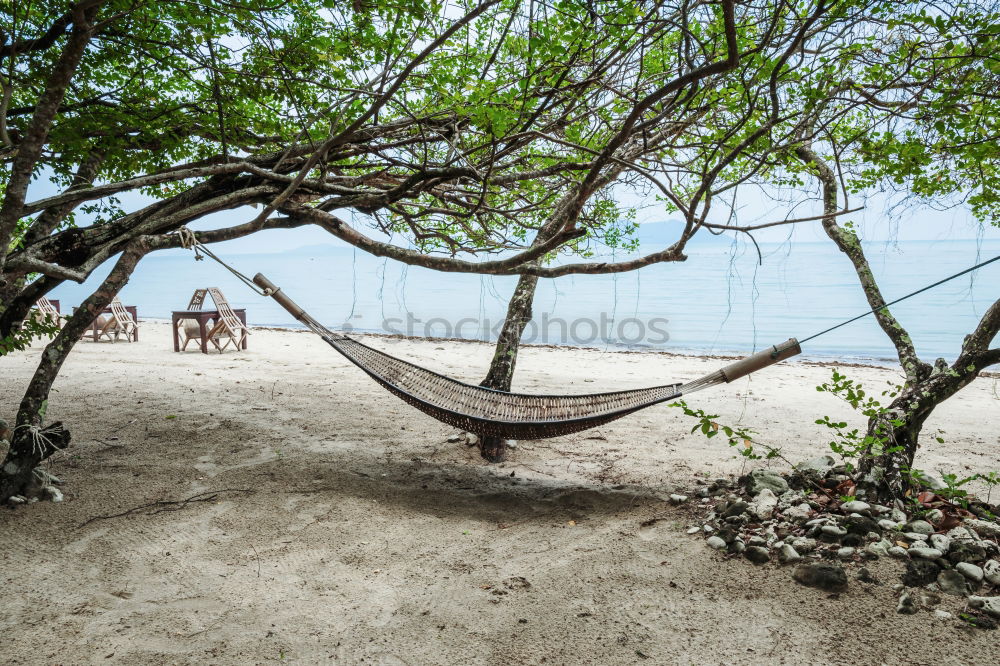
xmin=48 ymin=225 xmax=1000 ymax=366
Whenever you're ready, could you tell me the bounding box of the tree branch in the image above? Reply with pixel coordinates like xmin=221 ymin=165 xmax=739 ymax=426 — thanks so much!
xmin=794 ymin=142 xmax=929 ymax=382
xmin=0 ymin=3 xmax=98 ymax=276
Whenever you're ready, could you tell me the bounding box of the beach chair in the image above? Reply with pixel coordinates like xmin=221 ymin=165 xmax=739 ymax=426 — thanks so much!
xmin=97 ymin=297 xmax=139 ymax=342
xmin=206 ymin=288 xmax=248 ymax=352
xmin=177 ymin=289 xmax=209 ymax=351
xmin=32 ymin=297 xmax=65 ymax=328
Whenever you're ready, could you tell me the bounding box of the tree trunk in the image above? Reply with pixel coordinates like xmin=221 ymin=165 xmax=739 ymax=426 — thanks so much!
xmin=794 ymin=142 xmax=1000 ymax=503
xmin=481 ymin=272 xmax=539 ymax=392
xmin=0 ymin=241 xmax=148 ymax=502
xmin=0 ymin=276 xmax=62 ymax=340
xmin=474 ymin=272 xmax=540 ymax=462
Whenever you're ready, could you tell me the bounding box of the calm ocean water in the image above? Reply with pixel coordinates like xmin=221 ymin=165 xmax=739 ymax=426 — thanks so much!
xmin=49 ymin=231 xmax=1000 ymax=365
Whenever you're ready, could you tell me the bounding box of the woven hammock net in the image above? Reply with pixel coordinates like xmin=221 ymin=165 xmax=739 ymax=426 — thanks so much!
xmin=254 ymin=273 xmax=801 ymax=441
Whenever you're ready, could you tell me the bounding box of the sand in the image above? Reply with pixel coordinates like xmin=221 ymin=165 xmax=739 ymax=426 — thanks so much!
xmin=2 ymin=321 xmax=999 ymax=665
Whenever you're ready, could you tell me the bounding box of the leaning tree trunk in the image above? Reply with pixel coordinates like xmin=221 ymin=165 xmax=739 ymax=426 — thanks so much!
xmin=0 ymin=241 xmax=148 ymax=502
xmin=795 ymin=142 xmax=1000 ymax=503
xmin=476 ymin=271 xmax=540 ymax=462
xmin=0 ymin=275 xmax=63 ymax=340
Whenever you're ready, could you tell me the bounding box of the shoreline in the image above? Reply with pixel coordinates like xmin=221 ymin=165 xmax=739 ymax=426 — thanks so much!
xmin=141 ymin=316 xmax=952 ymax=371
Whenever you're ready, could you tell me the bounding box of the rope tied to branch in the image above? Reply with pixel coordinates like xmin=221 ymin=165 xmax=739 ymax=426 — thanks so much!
xmin=175 ymin=226 xmax=266 ymax=295
xmin=12 ymin=423 xmax=66 ymax=458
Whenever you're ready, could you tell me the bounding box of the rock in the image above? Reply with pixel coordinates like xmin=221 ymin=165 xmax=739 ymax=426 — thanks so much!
xmin=870 ymin=504 xmax=891 ymax=515
xmin=983 ymin=560 xmax=1000 ymax=586
xmin=837 ymin=547 xmax=856 ymax=560
xmin=897 ymin=590 xmax=918 ymax=614
xmin=878 ymin=519 xmax=901 ymax=531
xmin=937 ymin=569 xmax=969 ymax=597
xmin=888 ymin=546 xmax=910 ymax=559
xmin=747 ymin=535 xmax=767 ymax=547
xmin=716 ymin=528 xmax=738 ymax=544
xmin=729 ymin=539 xmax=746 ymax=554
xmin=795 ymin=455 xmax=836 ymax=474
xmin=865 ymin=542 xmax=888 ymax=558
xmin=507 ymin=440 xmax=518 ymax=450
xmin=686 ymin=526 xmax=701 ymax=535
xmin=783 ymin=503 xmax=812 ymax=524
xmin=924 ymin=508 xmax=945 ymax=526
xmin=7 ymin=495 xmax=26 ymax=505
xmin=933 ymin=609 xmax=954 ymax=620
xmin=929 ymin=534 xmax=951 ymax=553
xmin=788 ymin=537 xmax=817 ymax=553
xmin=722 ymin=500 xmax=749 ymax=518
xmin=703 ymin=525 xmax=714 ymax=534
xmin=841 ymin=533 xmax=865 ymax=548
xmin=748 ymin=489 xmax=779 ymax=520
xmin=778 ymin=490 xmax=803 ymax=505
xmin=778 ymin=544 xmax=801 ymax=564
xmin=890 ymin=508 xmax=908 ymax=523
xmin=902 ymin=560 xmax=941 ymax=587
xmin=909 ymin=547 xmax=944 ymax=560
xmin=965 ymin=519 xmax=1000 ymax=539
xmin=948 ymin=541 xmax=987 ymax=565
xmin=844 ymin=515 xmax=880 ymax=535
xmin=857 ymin=567 xmax=878 ymax=584
xmin=669 ymin=494 xmax=688 ymax=505
xmin=946 ymin=526 xmax=980 ymax=543
xmin=465 ymin=433 xmax=480 ymax=446
xmin=904 ymin=520 xmax=934 ymax=535
xmin=820 ymin=525 xmax=848 ymax=538
xmin=42 ymin=486 xmax=63 ymax=503
xmin=706 ymin=536 xmax=727 ymax=551
xmin=902 ymin=532 xmax=929 ymax=544
xmin=744 ymin=546 xmax=770 ymax=564
xmin=968 ymin=596 xmax=1000 ymax=618
xmin=746 ymin=469 xmax=789 ymax=496
xmin=792 ymin=562 xmax=848 ymax=593
xmin=446 ymin=433 xmax=463 ymax=443
xmin=956 ymin=562 xmax=984 ymax=583
xmin=696 ymin=487 xmax=711 ymax=498
xmin=841 ymin=500 xmax=871 ymax=513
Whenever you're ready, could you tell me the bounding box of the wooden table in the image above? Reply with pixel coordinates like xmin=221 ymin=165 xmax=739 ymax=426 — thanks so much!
xmin=172 ymin=309 xmax=247 ymax=354
xmin=74 ymin=305 xmax=139 ymax=341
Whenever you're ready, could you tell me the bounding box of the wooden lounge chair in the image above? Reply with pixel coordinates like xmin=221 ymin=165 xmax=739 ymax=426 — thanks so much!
xmin=32 ymin=297 xmax=65 ymax=328
xmin=98 ymin=296 xmax=139 ymax=342
xmin=177 ymin=289 xmax=208 ymax=351
xmin=206 ymin=288 xmax=248 ymax=352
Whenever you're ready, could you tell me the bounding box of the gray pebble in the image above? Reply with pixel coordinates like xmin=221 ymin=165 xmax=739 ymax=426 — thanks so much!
xmin=956 ymin=562 xmax=984 ymax=583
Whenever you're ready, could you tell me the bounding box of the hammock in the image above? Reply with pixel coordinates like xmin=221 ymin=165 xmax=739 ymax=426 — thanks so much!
xmin=252 ymin=274 xmax=801 ymax=440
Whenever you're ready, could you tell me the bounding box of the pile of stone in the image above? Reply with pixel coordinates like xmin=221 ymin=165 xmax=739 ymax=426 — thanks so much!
xmin=683 ymin=457 xmax=1000 ymax=624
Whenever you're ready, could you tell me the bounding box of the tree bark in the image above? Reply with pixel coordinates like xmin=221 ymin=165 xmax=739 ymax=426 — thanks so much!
xmin=475 ymin=271 xmax=540 ymax=462
xmin=0 ymin=239 xmax=148 ymax=502
xmin=0 ymin=276 xmax=63 ymax=340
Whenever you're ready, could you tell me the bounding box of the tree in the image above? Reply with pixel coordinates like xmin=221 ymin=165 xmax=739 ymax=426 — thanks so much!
xmin=786 ymin=5 xmax=1000 ymax=501
xmin=6 ymin=0 xmax=978 ymax=500
xmin=6 ymin=0 xmax=840 ymax=497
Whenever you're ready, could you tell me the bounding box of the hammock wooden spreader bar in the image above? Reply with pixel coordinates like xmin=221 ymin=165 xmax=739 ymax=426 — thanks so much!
xmin=252 ymin=273 xmax=802 ymax=440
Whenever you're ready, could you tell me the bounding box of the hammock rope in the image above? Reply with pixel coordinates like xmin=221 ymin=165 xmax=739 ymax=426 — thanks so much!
xmin=175 ymin=227 xmax=999 ymax=440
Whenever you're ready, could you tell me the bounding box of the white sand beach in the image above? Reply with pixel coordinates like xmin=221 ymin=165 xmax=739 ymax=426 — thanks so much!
xmin=2 ymin=322 xmax=999 ymax=664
